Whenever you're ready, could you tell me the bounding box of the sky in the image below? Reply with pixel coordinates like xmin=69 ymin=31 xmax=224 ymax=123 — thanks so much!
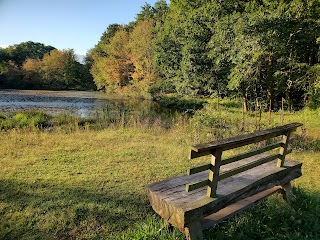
xmin=0 ymin=0 xmax=163 ymax=55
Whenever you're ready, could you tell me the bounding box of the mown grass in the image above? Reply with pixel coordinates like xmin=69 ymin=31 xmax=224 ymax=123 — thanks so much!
xmin=1 ymin=101 xmax=320 ymax=239
xmin=0 ymin=127 xmax=189 ymax=239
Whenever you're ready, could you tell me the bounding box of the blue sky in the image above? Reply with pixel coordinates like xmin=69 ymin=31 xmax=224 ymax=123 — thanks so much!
xmin=0 ymin=0 xmax=163 ymax=55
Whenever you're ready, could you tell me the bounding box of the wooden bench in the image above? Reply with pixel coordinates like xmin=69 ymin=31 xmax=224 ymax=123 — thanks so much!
xmin=146 ymin=123 xmax=303 ymax=240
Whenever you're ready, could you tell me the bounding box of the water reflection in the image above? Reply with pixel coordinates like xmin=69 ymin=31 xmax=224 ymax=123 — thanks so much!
xmin=0 ymin=89 xmax=174 ymax=118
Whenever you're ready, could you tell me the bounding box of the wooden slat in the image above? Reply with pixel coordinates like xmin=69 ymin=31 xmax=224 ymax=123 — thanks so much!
xmin=191 ymin=123 xmax=302 ymax=158
xmin=221 ymin=142 xmax=284 ymax=166
xmin=186 ymin=179 xmax=209 ymax=192
xmin=277 ymin=131 xmax=291 ymax=167
xmin=207 ymin=149 xmax=222 ymax=198
xmin=201 ymin=186 xmax=283 ymax=229
xmin=188 ymin=164 xmax=213 ymax=175
xmin=190 ymin=149 xmax=211 ymax=159
xmin=219 ymin=154 xmax=280 ymax=181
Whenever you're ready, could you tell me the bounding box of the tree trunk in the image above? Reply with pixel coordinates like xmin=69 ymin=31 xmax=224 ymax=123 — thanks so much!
xmin=281 ymin=97 xmax=284 ymax=125
xmin=241 ymin=83 xmax=248 ymax=112
xmin=286 ymin=90 xmax=292 ymax=112
xmin=266 ymin=54 xmax=274 ymax=111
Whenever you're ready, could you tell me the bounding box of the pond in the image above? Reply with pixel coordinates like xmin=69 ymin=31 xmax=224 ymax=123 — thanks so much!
xmin=0 ymin=89 xmax=173 ymax=118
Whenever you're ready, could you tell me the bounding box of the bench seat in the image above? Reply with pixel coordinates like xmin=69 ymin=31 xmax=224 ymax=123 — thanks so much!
xmin=147 ymin=154 xmax=302 ymax=231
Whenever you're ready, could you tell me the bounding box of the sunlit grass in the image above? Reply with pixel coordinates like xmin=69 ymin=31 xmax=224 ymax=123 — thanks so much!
xmin=0 ymin=128 xmax=189 ymax=239
xmin=1 ymin=103 xmax=320 ymax=239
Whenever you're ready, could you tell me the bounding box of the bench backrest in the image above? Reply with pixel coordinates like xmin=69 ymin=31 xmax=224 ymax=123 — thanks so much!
xmin=186 ymin=122 xmax=303 ymax=198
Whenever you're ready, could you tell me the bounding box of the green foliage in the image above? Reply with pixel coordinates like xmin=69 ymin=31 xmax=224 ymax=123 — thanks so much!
xmin=0 ymin=48 xmax=10 ymax=62
xmin=157 ymin=96 xmax=207 ymax=112
xmin=90 ymin=24 xmax=126 ymax=91
xmin=136 ymin=0 xmax=168 ymax=22
xmin=90 ymin=1 xmax=169 ymax=97
xmin=4 ymin=41 xmax=55 ymax=66
xmin=1 ymin=42 xmax=95 ymax=90
xmin=0 ymin=111 xmax=51 ymax=130
xmin=151 ymin=0 xmax=320 ymax=110
xmin=22 ymin=49 xmax=95 ymax=90
xmin=0 ymin=61 xmax=25 ymax=89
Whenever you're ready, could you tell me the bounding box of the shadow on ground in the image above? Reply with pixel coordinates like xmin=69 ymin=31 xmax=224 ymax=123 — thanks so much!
xmin=1 ymin=179 xmax=319 ymax=240
xmin=0 ymin=178 xmax=150 ymax=239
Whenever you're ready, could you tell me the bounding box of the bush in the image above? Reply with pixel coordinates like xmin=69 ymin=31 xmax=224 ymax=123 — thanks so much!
xmin=12 ymin=113 xmax=29 ymax=128
xmin=0 ymin=111 xmax=51 ymax=130
xmin=157 ymin=96 xmax=207 ymax=112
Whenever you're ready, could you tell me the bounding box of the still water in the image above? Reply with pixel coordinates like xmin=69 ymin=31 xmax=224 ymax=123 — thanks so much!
xmin=0 ymin=89 xmax=169 ymax=117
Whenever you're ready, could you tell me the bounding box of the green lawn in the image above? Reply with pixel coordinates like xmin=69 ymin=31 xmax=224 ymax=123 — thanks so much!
xmin=1 ymin=106 xmax=320 ymax=239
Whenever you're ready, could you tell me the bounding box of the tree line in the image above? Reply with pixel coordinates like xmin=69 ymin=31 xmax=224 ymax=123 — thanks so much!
xmin=86 ymin=0 xmax=168 ymax=98
xmin=88 ymin=0 xmax=320 ymax=110
xmin=1 ymin=0 xmax=319 ymax=111
xmin=0 ymin=41 xmax=94 ymax=90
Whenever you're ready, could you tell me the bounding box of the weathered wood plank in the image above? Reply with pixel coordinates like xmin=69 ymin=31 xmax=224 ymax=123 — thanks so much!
xmin=148 ymin=155 xmax=298 ymax=203
xmin=186 ymin=179 xmax=209 ymax=192
xmin=207 ymin=150 xmax=222 ymax=197
xmin=281 ymin=182 xmax=294 ymax=202
xmin=190 ymin=123 xmax=302 ymax=157
xmin=221 ymin=142 xmax=284 ymax=166
xmin=201 ymin=186 xmax=283 ymax=230
xmin=184 ymin=166 xmax=301 ymax=227
xmin=148 ymin=171 xmax=208 ymax=192
xmin=219 ymin=154 xmax=280 ymax=181
xmin=277 ymin=131 xmax=291 ymax=167
xmin=185 ymin=221 xmax=203 ymax=240
xmin=190 ymin=149 xmax=211 ymax=159
xmin=147 ymin=157 xmax=302 ymax=229
xmin=188 ymin=164 xmax=212 ymax=175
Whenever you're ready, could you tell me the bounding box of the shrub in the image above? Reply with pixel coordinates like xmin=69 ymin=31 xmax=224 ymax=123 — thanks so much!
xmin=0 ymin=111 xmax=51 ymax=130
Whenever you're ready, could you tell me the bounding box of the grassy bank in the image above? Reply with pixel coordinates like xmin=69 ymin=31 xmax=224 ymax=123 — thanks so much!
xmin=1 ymin=103 xmax=320 ymax=239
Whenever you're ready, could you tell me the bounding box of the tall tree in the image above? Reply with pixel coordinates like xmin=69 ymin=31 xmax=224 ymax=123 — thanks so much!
xmin=103 ymin=30 xmax=133 ymax=89
xmin=128 ymin=19 xmax=154 ymax=93
xmin=90 ymin=24 xmax=124 ymax=90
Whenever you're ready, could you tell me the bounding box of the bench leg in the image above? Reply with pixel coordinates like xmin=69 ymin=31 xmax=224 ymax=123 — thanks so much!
xmin=185 ymin=221 xmax=203 ymax=240
xmin=163 ymin=219 xmax=174 ymax=231
xmin=281 ymin=182 xmax=294 ymax=203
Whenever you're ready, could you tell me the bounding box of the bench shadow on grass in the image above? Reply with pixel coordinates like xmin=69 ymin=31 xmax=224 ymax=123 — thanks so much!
xmin=2 ymin=179 xmax=319 ymax=240
xmin=0 ymin=178 xmax=150 ymax=239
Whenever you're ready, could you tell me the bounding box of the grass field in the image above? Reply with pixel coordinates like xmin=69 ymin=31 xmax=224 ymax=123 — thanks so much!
xmin=1 ymin=102 xmax=320 ymax=239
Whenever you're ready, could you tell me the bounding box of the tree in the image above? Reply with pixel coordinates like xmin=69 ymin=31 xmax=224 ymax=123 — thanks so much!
xmin=22 ymin=58 xmax=43 ymax=86
xmin=41 ymin=49 xmax=65 ymax=87
xmin=0 ymin=48 xmax=10 ymax=62
xmin=23 ymin=49 xmax=94 ymax=90
xmin=6 ymin=41 xmax=55 ymax=66
xmin=205 ymin=0 xmax=320 ymax=110
xmin=128 ymin=19 xmax=154 ymax=93
xmin=136 ymin=0 xmax=168 ymax=22
xmin=90 ymin=24 xmax=124 ymax=90
xmin=103 ymin=30 xmax=133 ymax=89
xmin=0 ymin=61 xmax=23 ymax=88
